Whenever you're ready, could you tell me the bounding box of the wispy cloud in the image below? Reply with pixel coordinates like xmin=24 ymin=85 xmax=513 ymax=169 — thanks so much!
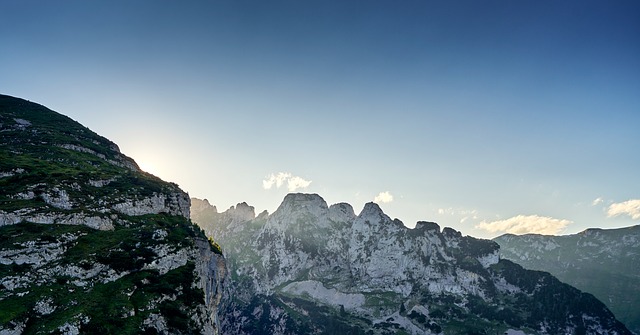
xmin=262 ymin=172 xmax=289 ymax=189
xmin=475 ymin=215 xmax=572 ymax=235
xmin=263 ymin=172 xmax=312 ymax=192
xmin=592 ymin=197 xmax=604 ymax=206
xmin=438 ymin=208 xmax=453 ymax=215
xmin=607 ymin=199 xmax=640 ymax=220
xmin=374 ymin=191 xmax=393 ymax=204
xmin=437 ymin=207 xmax=479 ymax=223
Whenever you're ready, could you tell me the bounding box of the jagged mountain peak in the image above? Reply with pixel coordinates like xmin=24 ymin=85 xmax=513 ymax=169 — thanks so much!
xmin=226 ymin=201 xmax=256 ymax=222
xmin=414 ymin=221 xmax=441 ymax=233
xmin=442 ymin=226 xmax=463 ymax=238
xmin=356 ymin=201 xmax=392 ymax=224
xmin=256 ymin=209 xmax=269 ymax=219
xmin=265 ymin=193 xmax=330 ymax=230
xmin=191 ymin=197 xmax=217 ymax=214
xmin=328 ymin=202 xmax=356 ymax=223
xmin=193 ymin=193 xmax=632 ymax=334
xmin=277 ymin=192 xmax=329 ymax=211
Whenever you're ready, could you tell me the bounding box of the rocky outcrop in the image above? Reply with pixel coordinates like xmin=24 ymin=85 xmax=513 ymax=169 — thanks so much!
xmin=194 ymin=193 xmax=631 ymax=335
xmin=113 ymin=192 xmax=191 ymax=218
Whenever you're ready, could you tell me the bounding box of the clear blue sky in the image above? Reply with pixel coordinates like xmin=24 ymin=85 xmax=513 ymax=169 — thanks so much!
xmin=2 ymin=0 xmax=639 ymax=238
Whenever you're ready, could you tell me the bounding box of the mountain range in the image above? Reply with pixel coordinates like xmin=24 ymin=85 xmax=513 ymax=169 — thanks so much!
xmin=495 ymin=226 xmax=640 ymax=335
xmin=1 ymin=94 xmax=634 ymax=335
xmin=192 ymin=195 xmax=632 ymax=335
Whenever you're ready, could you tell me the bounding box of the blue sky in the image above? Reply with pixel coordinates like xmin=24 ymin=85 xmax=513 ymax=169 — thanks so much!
xmin=2 ymin=0 xmax=639 ymax=238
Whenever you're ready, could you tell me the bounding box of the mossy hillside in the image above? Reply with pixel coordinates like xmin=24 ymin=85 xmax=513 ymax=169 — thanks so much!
xmin=0 ymin=95 xmax=137 ymax=168
xmin=0 ymin=216 xmax=209 ymax=333
xmin=0 ymin=94 xmax=180 ymax=219
xmin=1 ymin=263 xmax=203 ymax=335
xmin=0 ymin=94 xmax=225 ymax=333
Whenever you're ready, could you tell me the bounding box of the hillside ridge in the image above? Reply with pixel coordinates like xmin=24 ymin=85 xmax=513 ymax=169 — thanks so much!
xmin=0 ymin=94 xmax=227 ymax=334
xmin=495 ymin=224 xmax=640 ymax=334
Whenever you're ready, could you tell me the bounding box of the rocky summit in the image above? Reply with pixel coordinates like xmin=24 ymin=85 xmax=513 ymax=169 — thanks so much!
xmin=193 ymin=193 xmax=632 ymax=335
xmin=0 ymin=95 xmax=226 ymax=334
xmin=495 ymin=226 xmax=640 ymax=335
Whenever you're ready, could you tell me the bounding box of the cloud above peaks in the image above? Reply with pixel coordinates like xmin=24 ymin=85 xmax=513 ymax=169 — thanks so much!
xmin=262 ymin=172 xmax=289 ymax=189
xmin=287 ymin=176 xmax=312 ymax=192
xmin=263 ymin=172 xmax=312 ymax=192
xmin=607 ymin=199 xmax=640 ymax=220
xmin=475 ymin=215 xmax=572 ymax=235
xmin=374 ymin=191 xmax=393 ymax=204
xmin=592 ymin=197 xmax=604 ymax=206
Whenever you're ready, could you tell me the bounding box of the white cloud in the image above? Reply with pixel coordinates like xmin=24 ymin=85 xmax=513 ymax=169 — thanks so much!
xmin=374 ymin=191 xmax=393 ymax=204
xmin=475 ymin=215 xmax=572 ymax=235
xmin=263 ymin=172 xmax=289 ymax=189
xmin=592 ymin=197 xmax=604 ymax=206
xmin=607 ymin=199 xmax=640 ymax=220
xmin=263 ymin=172 xmax=312 ymax=192
xmin=287 ymin=176 xmax=312 ymax=192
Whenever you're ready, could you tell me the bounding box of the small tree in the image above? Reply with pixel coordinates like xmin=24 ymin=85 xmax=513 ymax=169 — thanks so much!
xmin=208 ymin=236 xmax=223 ymax=255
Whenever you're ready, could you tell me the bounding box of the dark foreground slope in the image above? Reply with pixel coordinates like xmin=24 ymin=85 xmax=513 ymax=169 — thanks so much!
xmin=0 ymin=95 xmax=226 ymax=334
xmin=495 ymin=226 xmax=640 ymax=334
xmin=193 ymin=194 xmax=631 ymax=335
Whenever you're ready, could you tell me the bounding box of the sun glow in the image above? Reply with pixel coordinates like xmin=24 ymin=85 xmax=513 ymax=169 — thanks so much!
xmin=137 ymin=159 xmax=163 ymax=177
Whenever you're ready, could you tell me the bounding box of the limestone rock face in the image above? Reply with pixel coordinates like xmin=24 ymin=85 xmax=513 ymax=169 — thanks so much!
xmin=0 ymin=94 xmax=227 ymax=334
xmin=193 ymin=193 xmax=632 ymax=335
xmin=112 ymin=192 xmax=191 ymax=218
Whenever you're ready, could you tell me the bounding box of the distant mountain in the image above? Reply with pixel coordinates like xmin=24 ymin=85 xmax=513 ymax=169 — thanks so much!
xmin=192 ymin=193 xmax=631 ymax=335
xmin=494 ymin=225 xmax=640 ymax=335
xmin=0 ymin=95 xmax=226 ymax=334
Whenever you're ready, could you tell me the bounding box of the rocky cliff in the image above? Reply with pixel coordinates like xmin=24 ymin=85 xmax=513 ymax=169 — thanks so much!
xmin=193 ymin=193 xmax=631 ymax=335
xmin=495 ymin=225 xmax=640 ymax=335
xmin=0 ymin=95 xmax=227 ymax=334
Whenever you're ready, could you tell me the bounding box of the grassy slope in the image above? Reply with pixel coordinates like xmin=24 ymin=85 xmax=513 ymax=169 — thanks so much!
xmin=0 ymin=94 xmax=220 ymax=333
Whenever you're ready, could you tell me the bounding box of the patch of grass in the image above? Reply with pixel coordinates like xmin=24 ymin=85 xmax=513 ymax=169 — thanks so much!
xmin=0 ymin=263 xmax=204 ymax=334
xmin=0 ymin=222 xmax=87 ymax=250
xmin=363 ymin=291 xmax=400 ymax=308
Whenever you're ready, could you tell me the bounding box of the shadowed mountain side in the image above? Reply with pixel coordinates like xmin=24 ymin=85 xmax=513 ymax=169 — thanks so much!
xmin=495 ymin=225 xmax=640 ymax=335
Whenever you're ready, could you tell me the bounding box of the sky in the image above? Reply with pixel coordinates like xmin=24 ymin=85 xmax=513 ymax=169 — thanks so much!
xmin=2 ymin=0 xmax=639 ymax=239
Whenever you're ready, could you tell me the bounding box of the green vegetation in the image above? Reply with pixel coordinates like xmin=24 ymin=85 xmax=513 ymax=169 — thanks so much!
xmin=0 ymin=94 xmax=179 ymax=217
xmin=207 ymin=237 xmax=223 ymax=255
xmin=0 ymin=217 xmax=208 ymax=333
xmin=0 ymin=264 xmax=202 ymax=334
xmin=0 ymin=95 xmax=220 ymax=333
